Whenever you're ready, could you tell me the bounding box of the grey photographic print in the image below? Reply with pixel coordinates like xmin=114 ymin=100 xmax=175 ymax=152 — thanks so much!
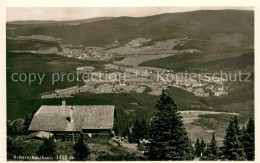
xmin=5 ymin=7 xmax=254 ymax=161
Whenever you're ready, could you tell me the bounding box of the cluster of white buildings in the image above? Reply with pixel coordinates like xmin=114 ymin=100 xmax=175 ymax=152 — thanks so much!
xmin=61 ymin=46 xmax=113 ymax=60
xmin=172 ymin=79 xmax=228 ymax=97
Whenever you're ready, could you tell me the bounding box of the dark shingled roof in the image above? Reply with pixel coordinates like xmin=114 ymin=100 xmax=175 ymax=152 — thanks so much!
xmin=29 ymin=105 xmax=115 ymax=132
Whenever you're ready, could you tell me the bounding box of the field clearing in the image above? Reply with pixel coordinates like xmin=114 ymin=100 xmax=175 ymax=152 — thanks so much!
xmin=9 ymin=35 xmax=61 ymax=42
xmin=114 ymin=53 xmax=177 ymax=67
xmin=181 ymin=110 xmax=238 ymax=145
xmin=180 ymin=110 xmax=239 ymax=124
xmin=185 ymin=123 xmax=224 ymax=145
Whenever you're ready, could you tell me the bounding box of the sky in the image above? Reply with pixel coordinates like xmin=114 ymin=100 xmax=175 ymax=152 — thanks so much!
xmin=6 ymin=7 xmax=253 ymax=22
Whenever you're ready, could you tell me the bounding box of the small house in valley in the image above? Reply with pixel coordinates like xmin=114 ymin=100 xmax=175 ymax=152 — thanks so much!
xmin=28 ymin=100 xmax=115 ymax=140
xmin=193 ymin=88 xmax=209 ymax=97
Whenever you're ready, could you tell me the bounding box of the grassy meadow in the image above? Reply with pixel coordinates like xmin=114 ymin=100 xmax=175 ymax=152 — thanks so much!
xmin=7 ymin=39 xmax=63 ymax=52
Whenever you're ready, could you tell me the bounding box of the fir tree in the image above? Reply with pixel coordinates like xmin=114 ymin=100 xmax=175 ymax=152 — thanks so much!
xmin=202 ymin=132 xmax=218 ymax=160
xmin=122 ymin=127 xmax=130 ymax=137
xmin=131 ymin=119 xmax=143 ymax=142
xmin=73 ymin=134 xmax=90 ymax=161
xmin=243 ymin=118 xmax=254 ymax=160
xmin=200 ymin=138 xmax=206 ymax=156
xmin=145 ymin=90 xmax=193 ymax=160
xmin=37 ymin=137 xmax=56 ymax=159
xmin=194 ymin=138 xmax=201 ymax=157
xmin=140 ymin=119 xmax=149 ymax=139
xmin=187 ymin=139 xmax=195 ymax=160
xmin=222 ymin=116 xmax=246 ymax=160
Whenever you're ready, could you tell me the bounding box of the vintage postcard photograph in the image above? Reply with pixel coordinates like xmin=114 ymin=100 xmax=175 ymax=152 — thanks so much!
xmin=4 ymin=6 xmax=255 ymax=161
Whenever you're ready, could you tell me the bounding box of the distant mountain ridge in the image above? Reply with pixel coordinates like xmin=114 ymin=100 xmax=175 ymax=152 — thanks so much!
xmin=7 ymin=10 xmax=253 ymax=46
xmin=7 ymin=17 xmax=114 ymax=25
xmin=7 ymin=9 xmax=254 ymax=61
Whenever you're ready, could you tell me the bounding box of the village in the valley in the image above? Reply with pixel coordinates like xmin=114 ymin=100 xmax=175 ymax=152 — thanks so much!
xmin=42 ymin=38 xmax=228 ymax=99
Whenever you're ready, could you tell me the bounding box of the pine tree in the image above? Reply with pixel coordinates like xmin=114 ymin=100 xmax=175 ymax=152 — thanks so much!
xmin=187 ymin=139 xmax=195 ymax=160
xmin=73 ymin=134 xmax=90 ymax=161
xmin=222 ymin=116 xmax=246 ymax=160
xmin=243 ymin=118 xmax=254 ymax=160
xmin=122 ymin=127 xmax=130 ymax=137
xmin=194 ymin=138 xmax=201 ymax=157
xmin=131 ymin=119 xmax=143 ymax=142
xmin=202 ymin=133 xmax=218 ymax=160
xmin=200 ymin=138 xmax=206 ymax=156
xmin=140 ymin=119 xmax=149 ymax=139
xmin=37 ymin=137 xmax=56 ymax=159
xmin=131 ymin=119 xmax=149 ymax=142
xmin=145 ymin=90 xmax=193 ymax=160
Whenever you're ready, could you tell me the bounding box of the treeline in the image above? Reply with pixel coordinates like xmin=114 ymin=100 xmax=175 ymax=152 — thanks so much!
xmin=114 ymin=118 xmax=149 ymax=143
xmin=194 ymin=117 xmax=255 ymax=161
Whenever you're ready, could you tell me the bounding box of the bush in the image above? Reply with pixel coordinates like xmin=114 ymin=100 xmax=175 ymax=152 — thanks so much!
xmin=7 ymin=137 xmax=24 ymax=160
xmin=37 ymin=137 xmax=56 ymax=159
xmin=144 ymin=86 xmax=152 ymax=94
xmin=96 ymin=153 xmax=141 ymax=161
xmin=73 ymin=134 xmax=90 ymax=161
xmin=7 ymin=119 xmax=26 ymax=135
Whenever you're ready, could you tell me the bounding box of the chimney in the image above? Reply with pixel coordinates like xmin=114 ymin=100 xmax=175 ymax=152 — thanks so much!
xmin=70 ymin=106 xmax=75 ymax=123
xmin=62 ymin=100 xmax=66 ymax=106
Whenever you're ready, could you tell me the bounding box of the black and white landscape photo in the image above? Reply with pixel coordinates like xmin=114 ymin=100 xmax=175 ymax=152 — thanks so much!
xmin=6 ymin=7 xmax=254 ymax=161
